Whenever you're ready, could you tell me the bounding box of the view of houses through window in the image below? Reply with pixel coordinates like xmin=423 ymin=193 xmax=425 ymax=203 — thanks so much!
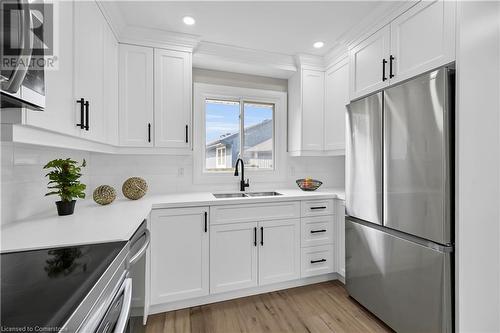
xmin=205 ymin=99 xmax=274 ymax=172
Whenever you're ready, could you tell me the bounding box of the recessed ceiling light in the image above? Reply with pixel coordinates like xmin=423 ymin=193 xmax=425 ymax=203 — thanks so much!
xmin=183 ymin=16 xmax=196 ymax=25
xmin=313 ymin=41 xmax=324 ymax=49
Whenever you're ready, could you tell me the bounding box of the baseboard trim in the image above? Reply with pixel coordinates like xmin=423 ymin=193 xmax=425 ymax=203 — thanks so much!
xmin=147 ymin=273 xmax=339 ymax=315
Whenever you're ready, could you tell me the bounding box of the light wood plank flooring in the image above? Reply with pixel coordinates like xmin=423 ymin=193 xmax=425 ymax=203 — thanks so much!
xmin=138 ymin=281 xmax=393 ymax=333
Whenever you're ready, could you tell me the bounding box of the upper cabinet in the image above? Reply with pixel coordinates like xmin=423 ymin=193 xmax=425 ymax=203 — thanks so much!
xmin=349 ymin=0 xmax=456 ymax=100
xmin=389 ymin=0 xmax=456 ymax=83
xmin=154 ymin=49 xmax=192 ymax=149
xmin=349 ymin=25 xmax=391 ymax=100
xmin=119 ymin=44 xmax=154 ymax=147
xmin=288 ymin=58 xmax=348 ymax=156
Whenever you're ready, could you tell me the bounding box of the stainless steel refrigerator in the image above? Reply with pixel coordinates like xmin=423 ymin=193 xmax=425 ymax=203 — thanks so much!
xmin=345 ymin=66 xmax=454 ymax=333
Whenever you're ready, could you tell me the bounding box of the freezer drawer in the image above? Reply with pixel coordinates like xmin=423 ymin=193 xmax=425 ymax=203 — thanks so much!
xmin=346 ymin=92 xmax=383 ymax=225
xmin=383 ymin=67 xmax=453 ymax=244
xmin=345 ymin=218 xmax=453 ymax=333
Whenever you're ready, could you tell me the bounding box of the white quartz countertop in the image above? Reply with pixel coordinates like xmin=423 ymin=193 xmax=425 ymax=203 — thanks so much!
xmin=1 ymin=188 xmax=344 ymax=253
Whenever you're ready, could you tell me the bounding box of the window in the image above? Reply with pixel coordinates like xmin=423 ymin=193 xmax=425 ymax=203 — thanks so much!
xmin=205 ymin=99 xmax=274 ymax=172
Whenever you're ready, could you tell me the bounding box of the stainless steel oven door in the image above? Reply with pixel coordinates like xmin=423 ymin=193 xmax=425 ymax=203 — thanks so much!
xmin=95 ymin=278 xmax=133 ymax=333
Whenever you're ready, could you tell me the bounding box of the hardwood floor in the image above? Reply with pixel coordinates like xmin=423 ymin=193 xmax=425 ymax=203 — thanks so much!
xmin=139 ymin=281 xmax=393 ymax=333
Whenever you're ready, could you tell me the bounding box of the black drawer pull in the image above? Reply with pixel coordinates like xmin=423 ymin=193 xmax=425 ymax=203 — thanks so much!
xmin=254 ymin=227 xmax=257 ymax=246
xmin=76 ymin=98 xmax=85 ymax=129
xmin=310 ymin=229 xmax=327 ymax=234
xmin=310 ymin=206 xmax=326 ymax=210
xmin=148 ymin=123 xmax=151 ymax=143
xmin=204 ymin=212 xmax=208 ymax=232
xmin=310 ymin=259 xmax=326 ymax=264
xmin=389 ymin=55 xmax=395 ymax=78
xmin=185 ymin=125 xmax=188 ymax=143
xmin=260 ymin=226 xmax=264 ymax=246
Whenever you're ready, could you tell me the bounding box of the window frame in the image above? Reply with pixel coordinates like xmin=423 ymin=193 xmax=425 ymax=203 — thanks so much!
xmin=193 ymin=83 xmax=287 ymax=185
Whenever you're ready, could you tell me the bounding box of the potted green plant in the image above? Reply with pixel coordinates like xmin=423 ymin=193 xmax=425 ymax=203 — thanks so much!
xmin=44 ymin=158 xmax=87 ymax=216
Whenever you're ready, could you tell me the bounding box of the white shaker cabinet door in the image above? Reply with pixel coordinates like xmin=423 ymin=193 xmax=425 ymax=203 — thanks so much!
xmin=154 ymin=48 xmax=192 ymax=149
xmin=258 ymin=219 xmax=300 ymax=286
xmin=349 ymin=25 xmax=390 ymax=100
xmin=118 ymin=44 xmax=154 ymax=147
xmin=150 ymin=207 xmax=209 ymax=305
xmin=390 ymin=0 xmax=456 ymax=84
xmin=324 ymin=58 xmax=349 ymax=154
xmin=210 ymin=222 xmax=258 ymax=294
xmin=301 ymin=69 xmax=325 ymax=151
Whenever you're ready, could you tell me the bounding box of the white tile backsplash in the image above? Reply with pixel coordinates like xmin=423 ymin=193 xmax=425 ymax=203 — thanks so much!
xmin=1 ymin=143 xmax=344 ymax=225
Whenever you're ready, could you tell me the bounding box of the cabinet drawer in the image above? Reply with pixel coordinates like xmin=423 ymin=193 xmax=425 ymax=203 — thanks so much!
xmin=301 ymin=199 xmax=334 ymax=217
xmin=211 ymin=201 xmax=300 ymax=225
xmin=301 ymin=216 xmax=334 ymax=247
xmin=301 ymin=245 xmax=334 ymax=278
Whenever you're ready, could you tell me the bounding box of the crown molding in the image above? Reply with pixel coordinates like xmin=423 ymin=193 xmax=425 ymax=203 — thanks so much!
xmin=193 ymin=42 xmax=297 ymax=79
xmin=119 ymin=26 xmax=201 ymax=52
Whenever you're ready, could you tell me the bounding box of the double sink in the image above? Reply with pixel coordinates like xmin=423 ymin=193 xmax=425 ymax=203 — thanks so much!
xmin=213 ymin=191 xmax=282 ymax=199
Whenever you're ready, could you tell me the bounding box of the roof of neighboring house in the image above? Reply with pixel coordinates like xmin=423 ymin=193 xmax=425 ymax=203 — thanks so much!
xmin=246 ymin=138 xmax=272 ymax=152
xmin=206 ymin=119 xmax=272 ymax=150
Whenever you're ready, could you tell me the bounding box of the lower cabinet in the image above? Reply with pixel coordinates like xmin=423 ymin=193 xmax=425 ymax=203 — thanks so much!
xmin=150 ymin=207 xmax=209 ymax=305
xmin=210 ymin=218 xmax=300 ymax=294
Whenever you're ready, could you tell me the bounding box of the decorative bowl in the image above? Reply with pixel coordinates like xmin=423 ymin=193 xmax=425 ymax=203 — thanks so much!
xmin=296 ymin=179 xmax=323 ymax=191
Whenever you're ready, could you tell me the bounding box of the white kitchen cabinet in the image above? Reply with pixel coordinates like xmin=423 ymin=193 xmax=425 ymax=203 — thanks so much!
xmin=25 ymin=1 xmax=79 ymax=137
xmin=324 ymin=57 xmax=349 ymax=154
xmin=210 ymin=222 xmax=258 ymax=294
xmin=150 ymin=207 xmax=209 ymax=305
xmin=390 ymin=0 xmax=456 ymax=84
xmin=118 ymin=44 xmax=154 ymax=147
xmin=154 ymin=49 xmax=192 ymax=149
xmin=301 ymin=69 xmax=325 ymax=151
xmin=259 ymin=219 xmax=300 ymax=285
xmin=300 ymin=245 xmax=334 ymax=278
xmin=349 ymin=25 xmax=391 ymax=100
xmin=74 ymin=0 xmax=106 ymax=142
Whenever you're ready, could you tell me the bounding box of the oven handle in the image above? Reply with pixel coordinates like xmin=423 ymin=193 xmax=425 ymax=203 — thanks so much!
xmin=113 ymin=278 xmax=132 ymax=333
xmin=1 ymin=0 xmax=34 ymax=93
xmin=129 ymin=229 xmax=150 ymax=265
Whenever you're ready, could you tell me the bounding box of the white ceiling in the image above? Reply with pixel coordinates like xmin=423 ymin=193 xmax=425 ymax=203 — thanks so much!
xmin=113 ymin=1 xmax=390 ymax=56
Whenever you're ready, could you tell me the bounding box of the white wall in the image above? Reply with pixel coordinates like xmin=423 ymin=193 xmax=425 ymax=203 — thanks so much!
xmin=1 ymin=143 xmax=90 ymax=225
xmin=193 ymin=68 xmax=288 ymax=92
xmin=456 ymin=2 xmax=500 ymax=332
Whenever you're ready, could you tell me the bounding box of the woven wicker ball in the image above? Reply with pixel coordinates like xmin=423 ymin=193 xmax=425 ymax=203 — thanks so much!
xmin=93 ymin=185 xmax=116 ymax=205
xmin=122 ymin=177 xmax=148 ymax=200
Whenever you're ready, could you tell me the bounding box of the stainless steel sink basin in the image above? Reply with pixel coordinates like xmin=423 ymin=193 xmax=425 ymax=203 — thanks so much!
xmin=246 ymin=191 xmax=283 ymax=197
xmin=213 ymin=193 xmax=248 ymax=198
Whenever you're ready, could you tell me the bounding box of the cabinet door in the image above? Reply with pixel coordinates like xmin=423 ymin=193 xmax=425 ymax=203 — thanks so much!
xmin=349 ymin=25 xmax=390 ymax=100
xmin=324 ymin=58 xmax=349 ymax=154
xmin=390 ymin=0 xmax=455 ymax=84
xmin=25 ymin=1 xmax=78 ymax=137
xmin=119 ymin=44 xmax=154 ymax=147
xmin=258 ymin=219 xmax=300 ymax=285
xmin=301 ymin=69 xmax=324 ymax=151
xmin=74 ymin=0 xmax=106 ymax=142
xmin=154 ymin=49 xmax=192 ymax=149
xmin=210 ymin=222 xmax=258 ymax=293
xmin=150 ymin=207 xmax=209 ymax=305
xmin=103 ymin=24 xmax=119 ymax=145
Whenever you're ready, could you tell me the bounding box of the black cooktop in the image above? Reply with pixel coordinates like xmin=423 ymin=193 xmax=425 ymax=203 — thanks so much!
xmin=1 ymin=241 xmax=127 ymax=331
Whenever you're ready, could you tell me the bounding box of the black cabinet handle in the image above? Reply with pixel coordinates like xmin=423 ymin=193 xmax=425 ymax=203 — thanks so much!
xmin=254 ymin=227 xmax=257 ymax=246
xmin=310 ymin=206 xmax=326 ymax=210
xmin=389 ymin=55 xmax=395 ymax=78
xmin=310 ymin=259 xmax=326 ymax=264
xmin=76 ymin=98 xmax=85 ymax=129
xmin=84 ymin=101 xmax=89 ymax=131
xmin=260 ymin=227 xmax=264 ymax=246
xmin=382 ymin=59 xmax=387 ymax=82
xmin=204 ymin=212 xmax=207 ymax=232
xmin=310 ymin=229 xmax=327 ymax=234
xmin=148 ymin=123 xmax=151 ymax=143
xmin=185 ymin=125 xmax=188 ymax=143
